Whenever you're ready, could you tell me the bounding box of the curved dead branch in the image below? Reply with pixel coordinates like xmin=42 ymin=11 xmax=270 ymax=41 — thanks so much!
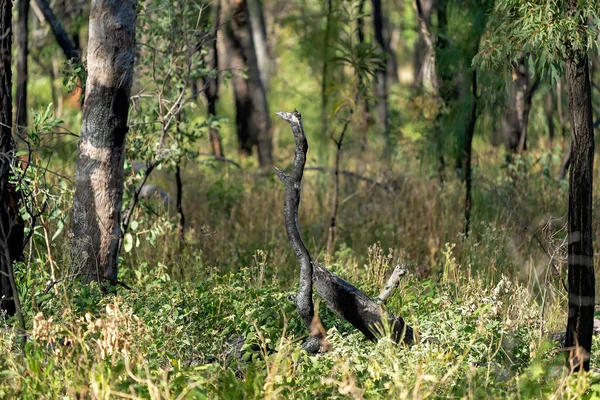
xmin=275 ymin=109 xmax=413 ymax=352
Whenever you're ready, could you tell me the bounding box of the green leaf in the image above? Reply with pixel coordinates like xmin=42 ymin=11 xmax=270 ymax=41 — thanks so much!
xmin=124 ymin=233 xmax=134 ymax=253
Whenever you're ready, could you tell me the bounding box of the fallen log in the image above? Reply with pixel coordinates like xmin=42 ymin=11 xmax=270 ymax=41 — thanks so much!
xmin=275 ymin=109 xmax=413 ymax=353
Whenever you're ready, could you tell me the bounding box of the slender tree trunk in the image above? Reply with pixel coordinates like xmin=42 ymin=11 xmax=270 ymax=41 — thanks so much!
xmin=321 ymin=0 xmax=333 ymax=135
xmin=371 ymin=0 xmax=389 ymax=139
xmin=413 ymin=0 xmax=435 ymax=90
xmin=203 ymin=0 xmax=224 ymax=157
xmin=175 ymin=163 xmax=185 ymax=243
xmin=0 ymin=0 xmax=25 ymax=317
xmin=502 ymin=57 xmax=538 ymax=153
xmin=357 ymin=0 xmax=370 ymax=148
xmin=16 ymin=0 xmax=30 ymax=129
xmin=247 ymin=0 xmax=270 ymax=90
xmin=224 ymin=0 xmax=272 ymax=167
xmin=564 ymin=50 xmax=595 ymax=372
xmin=463 ymin=66 xmax=478 ymax=238
xmin=71 ymin=0 xmax=137 ymax=285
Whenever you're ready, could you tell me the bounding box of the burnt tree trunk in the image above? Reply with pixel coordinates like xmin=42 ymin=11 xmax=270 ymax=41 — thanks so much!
xmin=564 ymin=49 xmax=595 ymax=371
xmin=71 ymin=0 xmax=137 ymax=285
xmin=224 ymin=0 xmax=272 ymax=167
xmin=371 ymin=0 xmax=390 ymax=139
xmin=275 ymin=110 xmax=413 ymax=354
xmin=16 ymin=0 xmax=30 ymax=129
xmin=0 ymin=0 xmax=25 ymax=317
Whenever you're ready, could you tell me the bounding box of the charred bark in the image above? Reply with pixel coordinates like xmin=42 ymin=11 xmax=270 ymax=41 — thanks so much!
xmin=564 ymin=49 xmax=595 ymax=371
xmin=463 ymin=66 xmax=478 ymax=238
xmin=275 ymin=110 xmax=413 ymax=353
xmin=0 ymin=0 xmax=25 ymax=317
xmin=224 ymin=0 xmax=272 ymax=167
xmin=16 ymin=0 xmax=30 ymax=129
xmin=71 ymin=0 xmax=137 ymax=285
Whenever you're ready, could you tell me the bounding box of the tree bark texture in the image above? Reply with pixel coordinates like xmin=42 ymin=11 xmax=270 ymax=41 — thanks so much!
xmin=275 ymin=110 xmax=413 ymax=353
xmin=71 ymin=0 xmax=137 ymax=284
xmin=371 ymin=0 xmax=389 ymax=138
xmin=0 ymin=0 xmax=24 ymax=316
xmin=16 ymin=0 xmax=30 ymax=129
xmin=224 ymin=0 xmax=272 ymax=167
xmin=564 ymin=50 xmax=595 ymax=372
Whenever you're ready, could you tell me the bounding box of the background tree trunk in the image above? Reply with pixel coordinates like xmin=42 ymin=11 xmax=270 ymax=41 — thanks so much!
xmin=371 ymin=0 xmax=389 ymax=139
xmin=247 ymin=0 xmax=270 ymax=90
xmin=502 ymin=57 xmax=538 ymax=153
xmin=71 ymin=0 xmax=137 ymax=284
xmin=413 ymin=0 xmax=435 ymax=90
xmin=203 ymin=1 xmax=224 ymax=157
xmin=564 ymin=50 xmax=595 ymax=372
xmin=224 ymin=0 xmax=272 ymax=167
xmin=0 ymin=0 xmax=24 ymax=316
xmin=16 ymin=0 xmax=30 ymax=129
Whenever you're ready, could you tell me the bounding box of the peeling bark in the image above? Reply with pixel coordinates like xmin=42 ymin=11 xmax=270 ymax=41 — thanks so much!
xmin=71 ymin=0 xmax=137 ymax=285
xmin=275 ymin=110 xmax=413 ymax=353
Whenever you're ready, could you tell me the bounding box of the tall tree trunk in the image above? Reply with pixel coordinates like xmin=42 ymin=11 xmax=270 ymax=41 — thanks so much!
xmin=502 ymin=57 xmax=538 ymax=153
xmin=357 ymin=0 xmax=370 ymax=148
xmin=16 ymin=0 xmax=29 ymax=129
xmin=203 ymin=0 xmax=224 ymax=157
xmin=413 ymin=0 xmax=435 ymax=90
xmin=564 ymin=50 xmax=595 ymax=372
xmin=320 ymin=0 xmax=333 ymax=135
xmin=71 ymin=0 xmax=137 ymax=285
xmin=0 ymin=0 xmax=25 ymax=317
xmin=545 ymin=91 xmax=555 ymax=146
xmin=247 ymin=0 xmax=270 ymax=90
xmin=463 ymin=66 xmax=478 ymax=238
xmin=371 ymin=0 xmax=389 ymax=139
xmin=224 ymin=0 xmax=272 ymax=167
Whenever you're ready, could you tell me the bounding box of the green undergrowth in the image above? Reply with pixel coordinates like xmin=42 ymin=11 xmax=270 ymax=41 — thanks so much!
xmin=2 ymin=254 xmax=599 ymax=399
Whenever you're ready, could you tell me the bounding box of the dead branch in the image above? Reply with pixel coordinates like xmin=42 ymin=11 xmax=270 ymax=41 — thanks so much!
xmin=377 ymin=264 xmax=407 ymax=305
xmin=275 ymin=110 xmax=414 ymax=351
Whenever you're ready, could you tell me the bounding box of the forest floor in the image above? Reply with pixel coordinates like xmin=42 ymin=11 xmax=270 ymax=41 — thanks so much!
xmin=2 ymin=136 xmax=600 ymax=399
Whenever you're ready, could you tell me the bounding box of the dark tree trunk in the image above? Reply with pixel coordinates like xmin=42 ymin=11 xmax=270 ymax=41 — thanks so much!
xmin=502 ymin=57 xmax=538 ymax=153
xmin=224 ymin=0 xmax=272 ymax=167
xmin=463 ymin=66 xmax=478 ymax=238
xmin=564 ymin=50 xmax=595 ymax=372
xmin=203 ymin=1 xmax=224 ymax=157
xmin=371 ymin=0 xmax=390 ymax=138
xmin=16 ymin=0 xmax=30 ymax=129
xmin=71 ymin=0 xmax=137 ymax=285
xmin=0 ymin=0 xmax=25 ymax=317
xmin=357 ymin=0 xmax=370 ymax=147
